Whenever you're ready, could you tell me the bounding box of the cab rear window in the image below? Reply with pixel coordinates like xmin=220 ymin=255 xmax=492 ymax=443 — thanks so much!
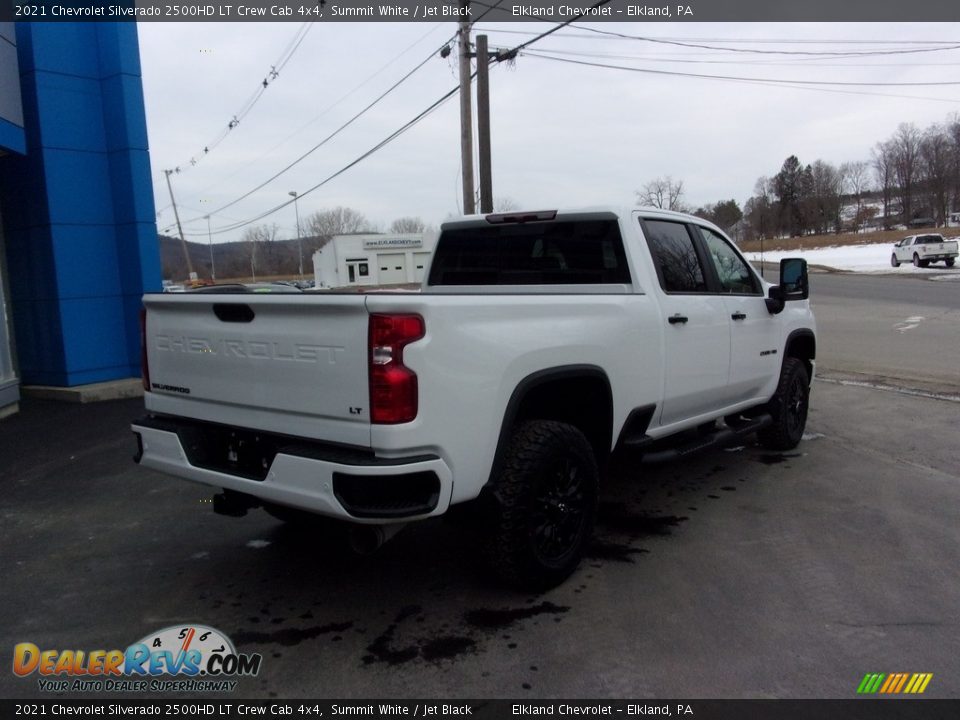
xmin=427 ymin=219 xmax=631 ymax=286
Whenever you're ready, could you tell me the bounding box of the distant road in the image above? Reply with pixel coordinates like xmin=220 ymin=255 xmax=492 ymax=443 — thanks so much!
xmin=762 ymin=269 xmax=960 ymax=394
xmin=811 ymin=271 xmax=960 ymax=310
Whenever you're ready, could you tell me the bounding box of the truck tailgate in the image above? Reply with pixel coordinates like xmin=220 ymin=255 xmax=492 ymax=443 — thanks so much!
xmin=142 ymin=293 xmax=371 ymax=448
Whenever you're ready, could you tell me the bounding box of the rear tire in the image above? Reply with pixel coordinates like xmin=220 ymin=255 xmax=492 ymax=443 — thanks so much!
xmin=757 ymin=357 xmax=810 ymax=451
xmin=946 ymin=258 xmax=956 ymax=268
xmin=890 ymin=253 xmax=900 ymax=268
xmin=482 ymin=420 xmax=598 ymax=590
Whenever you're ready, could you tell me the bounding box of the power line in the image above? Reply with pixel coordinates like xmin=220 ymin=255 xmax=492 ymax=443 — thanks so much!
xmin=471 ymin=0 xmax=507 ymax=26
xmin=199 ymin=1 xmax=614 ymax=233
xmin=172 ymin=33 xmax=459 ymax=230
xmin=565 ymin=25 xmax=960 ymax=57
xmin=495 ymin=0 xmax=613 ymax=61
xmin=196 ymin=52 xmax=441 ymax=219
xmin=478 ymin=28 xmax=960 ymax=45
xmin=522 ymin=50 xmax=960 ymax=87
xmin=163 ymin=23 xmax=314 ymax=176
xmin=184 ymin=82 xmax=464 ymax=238
xmin=525 ymin=45 xmax=960 ymax=68
xmin=186 ymin=23 xmax=451 ymax=203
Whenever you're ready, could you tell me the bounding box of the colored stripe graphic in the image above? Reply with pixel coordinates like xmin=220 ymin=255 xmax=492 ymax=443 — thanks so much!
xmin=857 ymin=672 xmax=932 ymax=694
xmin=905 ymin=673 xmax=933 ymax=694
xmin=857 ymin=673 xmax=885 ymax=694
xmin=893 ymin=673 xmax=909 ymax=693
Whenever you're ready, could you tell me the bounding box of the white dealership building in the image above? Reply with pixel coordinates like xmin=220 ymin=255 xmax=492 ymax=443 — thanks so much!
xmin=312 ymin=233 xmax=437 ymax=288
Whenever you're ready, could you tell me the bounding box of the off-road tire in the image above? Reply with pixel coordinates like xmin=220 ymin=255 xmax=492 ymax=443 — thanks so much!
xmin=757 ymin=357 xmax=810 ymax=451
xmin=890 ymin=253 xmax=900 ymax=268
xmin=482 ymin=420 xmax=599 ymax=590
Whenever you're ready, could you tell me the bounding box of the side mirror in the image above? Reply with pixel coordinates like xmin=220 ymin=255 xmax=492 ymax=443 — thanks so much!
xmin=765 ymin=258 xmax=808 ymax=314
xmin=779 ymin=257 xmax=809 ymax=300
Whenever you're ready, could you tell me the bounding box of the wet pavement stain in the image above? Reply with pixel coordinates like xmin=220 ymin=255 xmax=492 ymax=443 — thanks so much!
xmin=756 ymin=453 xmax=802 ymax=465
xmin=232 ymin=620 xmax=354 ymax=647
xmin=464 ymin=602 xmax=570 ymax=630
xmin=585 ymin=540 xmax=649 ymax=563
xmin=720 ymin=486 xmax=737 ymax=492
xmin=362 ymin=605 xmax=423 ymax=667
xmin=596 ymin=505 xmax=690 ymax=536
xmin=420 ymin=636 xmax=476 ymax=662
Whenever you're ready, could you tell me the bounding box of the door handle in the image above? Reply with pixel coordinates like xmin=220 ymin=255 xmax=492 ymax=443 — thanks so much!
xmin=731 ymin=312 xmax=747 ymax=321
xmin=668 ymin=314 xmax=689 ymax=325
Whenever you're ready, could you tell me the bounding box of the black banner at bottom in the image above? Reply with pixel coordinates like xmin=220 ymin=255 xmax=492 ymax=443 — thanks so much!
xmin=4 ymin=699 xmax=959 ymax=720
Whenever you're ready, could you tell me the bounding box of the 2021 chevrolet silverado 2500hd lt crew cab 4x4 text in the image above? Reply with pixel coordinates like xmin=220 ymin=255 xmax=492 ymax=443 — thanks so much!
xmin=133 ymin=207 xmax=816 ymax=589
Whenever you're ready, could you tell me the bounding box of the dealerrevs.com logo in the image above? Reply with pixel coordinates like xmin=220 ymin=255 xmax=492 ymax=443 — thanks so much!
xmin=13 ymin=625 xmax=261 ymax=693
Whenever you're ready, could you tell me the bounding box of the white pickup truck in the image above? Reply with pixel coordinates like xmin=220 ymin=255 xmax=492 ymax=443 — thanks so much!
xmin=133 ymin=207 xmax=816 ymax=588
xmin=891 ymin=233 xmax=958 ymax=268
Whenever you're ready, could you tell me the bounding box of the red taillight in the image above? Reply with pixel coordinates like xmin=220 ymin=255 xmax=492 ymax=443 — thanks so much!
xmin=139 ymin=307 xmax=150 ymax=392
xmin=368 ymin=314 xmax=424 ymax=424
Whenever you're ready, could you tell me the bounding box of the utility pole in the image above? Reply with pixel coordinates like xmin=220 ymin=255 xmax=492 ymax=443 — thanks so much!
xmin=289 ymin=190 xmax=302 ymax=280
xmin=164 ymin=169 xmax=194 ymax=279
xmin=205 ymin=215 xmax=216 ymax=281
xmin=458 ymin=3 xmax=475 ymax=215
xmin=476 ymin=34 xmax=493 ymax=214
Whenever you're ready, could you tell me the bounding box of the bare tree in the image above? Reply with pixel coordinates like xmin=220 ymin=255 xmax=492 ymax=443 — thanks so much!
xmin=892 ymin=123 xmax=922 ymax=224
xmin=808 ymin=160 xmax=843 ymax=234
xmin=743 ymin=176 xmax=775 ymax=241
xmin=240 ymin=223 xmax=282 ymax=279
xmin=872 ymin=140 xmax=896 ymax=229
xmin=920 ymin=124 xmax=951 ymax=226
xmin=389 ymin=217 xmax=427 ymax=234
xmin=305 ymin=207 xmax=371 ymax=243
xmin=947 ymin=113 xmax=960 ymax=222
xmin=493 ymin=196 xmax=520 ymax=213
xmin=636 ymin=176 xmax=687 ymax=211
xmin=841 ymin=160 xmax=870 ymax=232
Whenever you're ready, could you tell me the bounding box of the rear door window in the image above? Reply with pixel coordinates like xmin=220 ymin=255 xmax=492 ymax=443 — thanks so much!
xmin=428 ymin=219 xmax=631 ymax=286
xmin=642 ymin=220 xmax=708 ymax=294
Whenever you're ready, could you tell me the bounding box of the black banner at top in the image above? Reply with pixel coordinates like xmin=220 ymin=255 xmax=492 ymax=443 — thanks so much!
xmin=3 ymin=0 xmax=960 ymax=23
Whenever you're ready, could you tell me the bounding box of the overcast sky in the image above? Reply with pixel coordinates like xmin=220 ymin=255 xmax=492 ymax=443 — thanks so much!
xmin=137 ymin=21 xmax=960 ymax=243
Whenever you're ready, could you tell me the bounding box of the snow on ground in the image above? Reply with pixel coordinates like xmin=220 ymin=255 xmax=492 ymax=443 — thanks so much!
xmin=744 ymin=238 xmax=960 ymax=279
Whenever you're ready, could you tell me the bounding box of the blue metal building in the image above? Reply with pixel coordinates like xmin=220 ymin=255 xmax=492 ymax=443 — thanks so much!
xmin=0 ymin=21 xmax=161 ymax=416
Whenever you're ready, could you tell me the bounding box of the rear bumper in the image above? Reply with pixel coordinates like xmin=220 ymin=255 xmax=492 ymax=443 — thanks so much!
xmin=131 ymin=416 xmax=453 ymax=523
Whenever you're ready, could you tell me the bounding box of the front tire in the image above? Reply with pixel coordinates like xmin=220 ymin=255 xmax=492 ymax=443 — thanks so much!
xmin=913 ymin=253 xmax=921 ymax=267
xmin=891 ymin=253 xmax=900 ymax=267
xmin=482 ymin=420 xmax=598 ymax=590
xmin=757 ymin=357 xmax=810 ymax=451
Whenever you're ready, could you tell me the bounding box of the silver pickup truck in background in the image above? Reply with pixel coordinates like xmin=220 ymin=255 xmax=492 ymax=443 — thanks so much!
xmin=891 ymin=233 xmax=958 ymax=268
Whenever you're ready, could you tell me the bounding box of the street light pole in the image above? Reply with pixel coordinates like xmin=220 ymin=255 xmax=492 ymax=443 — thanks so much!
xmin=205 ymin=215 xmax=216 ymax=281
xmin=289 ymin=191 xmax=302 ymax=280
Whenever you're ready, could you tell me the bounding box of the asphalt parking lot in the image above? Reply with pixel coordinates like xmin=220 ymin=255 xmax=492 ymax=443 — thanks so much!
xmin=1 ymin=381 xmax=958 ymax=700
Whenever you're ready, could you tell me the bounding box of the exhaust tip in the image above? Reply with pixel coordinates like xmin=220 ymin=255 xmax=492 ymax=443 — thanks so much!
xmin=348 ymin=523 xmax=408 ymax=555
